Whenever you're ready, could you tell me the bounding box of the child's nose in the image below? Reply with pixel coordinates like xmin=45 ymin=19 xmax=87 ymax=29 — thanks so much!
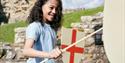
xmin=52 ymin=9 xmax=56 ymax=14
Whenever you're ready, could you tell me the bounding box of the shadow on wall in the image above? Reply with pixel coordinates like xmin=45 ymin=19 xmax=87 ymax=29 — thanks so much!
xmin=0 ymin=0 xmax=10 ymax=25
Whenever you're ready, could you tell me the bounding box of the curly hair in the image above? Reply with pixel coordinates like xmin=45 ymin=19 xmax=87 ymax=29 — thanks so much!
xmin=27 ymin=0 xmax=63 ymax=31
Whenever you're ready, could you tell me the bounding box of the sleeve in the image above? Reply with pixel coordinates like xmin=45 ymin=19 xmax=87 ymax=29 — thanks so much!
xmin=26 ymin=23 xmax=39 ymax=41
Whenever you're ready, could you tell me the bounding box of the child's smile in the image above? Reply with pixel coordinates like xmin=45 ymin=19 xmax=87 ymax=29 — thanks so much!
xmin=42 ymin=0 xmax=58 ymax=22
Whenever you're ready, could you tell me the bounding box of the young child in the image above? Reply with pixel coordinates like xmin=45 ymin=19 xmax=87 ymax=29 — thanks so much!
xmin=23 ymin=0 xmax=63 ymax=63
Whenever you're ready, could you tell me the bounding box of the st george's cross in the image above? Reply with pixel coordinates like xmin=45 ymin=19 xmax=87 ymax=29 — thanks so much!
xmin=61 ymin=27 xmax=85 ymax=63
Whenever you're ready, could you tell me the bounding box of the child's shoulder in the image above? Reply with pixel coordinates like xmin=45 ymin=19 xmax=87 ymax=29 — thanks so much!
xmin=28 ymin=22 xmax=41 ymax=28
xmin=29 ymin=22 xmax=40 ymax=26
xmin=26 ymin=22 xmax=42 ymax=31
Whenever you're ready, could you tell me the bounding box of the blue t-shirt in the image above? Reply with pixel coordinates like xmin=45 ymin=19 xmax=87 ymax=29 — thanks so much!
xmin=26 ymin=22 xmax=57 ymax=63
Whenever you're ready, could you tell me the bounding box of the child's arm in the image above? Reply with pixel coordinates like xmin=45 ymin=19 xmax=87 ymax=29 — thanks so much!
xmin=22 ymin=38 xmax=62 ymax=59
xmin=23 ymin=38 xmax=49 ymax=58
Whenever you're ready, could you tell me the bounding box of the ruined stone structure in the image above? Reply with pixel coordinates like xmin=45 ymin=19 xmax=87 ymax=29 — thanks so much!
xmin=0 ymin=0 xmax=36 ymax=24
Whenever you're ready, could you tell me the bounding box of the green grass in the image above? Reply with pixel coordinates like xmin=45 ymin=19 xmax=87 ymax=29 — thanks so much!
xmin=0 ymin=6 xmax=103 ymax=43
xmin=0 ymin=21 xmax=28 ymax=43
xmin=62 ymin=6 xmax=104 ymax=28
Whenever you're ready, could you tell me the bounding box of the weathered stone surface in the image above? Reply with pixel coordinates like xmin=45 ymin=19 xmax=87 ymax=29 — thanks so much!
xmin=14 ymin=27 xmax=26 ymax=44
xmin=80 ymin=45 xmax=109 ymax=63
xmin=81 ymin=16 xmax=93 ymax=22
xmin=1 ymin=0 xmax=36 ymax=23
xmin=84 ymin=37 xmax=95 ymax=47
xmin=5 ymin=49 xmax=16 ymax=60
xmin=71 ymin=12 xmax=103 ymax=32
xmin=0 ymin=43 xmax=26 ymax=62
xmin=15 ymin=49 xmax=25 ymax=61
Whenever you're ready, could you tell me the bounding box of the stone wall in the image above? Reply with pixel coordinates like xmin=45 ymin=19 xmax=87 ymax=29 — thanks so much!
xmin=0 ymin=27 xmax=27 ymax=63
xmin=0 ymin=0 xmax=36 ymax=24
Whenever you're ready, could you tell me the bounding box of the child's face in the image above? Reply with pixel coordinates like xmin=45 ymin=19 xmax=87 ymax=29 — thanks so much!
xmin=42 ymin=0 xmax=58 ymax=22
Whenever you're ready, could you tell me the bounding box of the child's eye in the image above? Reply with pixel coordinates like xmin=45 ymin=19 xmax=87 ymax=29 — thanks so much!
xmin=50 ymin=7 xmax=53 ymax=9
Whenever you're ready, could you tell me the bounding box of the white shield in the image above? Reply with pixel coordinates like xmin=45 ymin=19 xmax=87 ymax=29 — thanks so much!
xmin=61 ymin=27 xmax=85 ymax=63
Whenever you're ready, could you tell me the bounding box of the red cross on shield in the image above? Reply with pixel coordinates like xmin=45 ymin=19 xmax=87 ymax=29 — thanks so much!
xmin=61 ymin=27 xmax=85 ymax=63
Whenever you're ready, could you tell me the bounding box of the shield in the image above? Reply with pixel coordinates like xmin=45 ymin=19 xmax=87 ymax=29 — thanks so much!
xmin=61 ymin=27 xmax=85 ymax=63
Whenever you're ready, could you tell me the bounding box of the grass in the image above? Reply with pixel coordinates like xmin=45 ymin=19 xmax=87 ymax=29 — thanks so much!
xmin=0 ymin=6 xmax=104 ymax=43
xmin=62 ymin=6 xmax=104 ymax=28
xmin=0 ymin=21 xmax=28 ymax=43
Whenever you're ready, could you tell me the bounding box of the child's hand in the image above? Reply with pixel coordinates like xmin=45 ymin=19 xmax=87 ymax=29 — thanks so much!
xmin=48 ymin=47 xmax=62 ymax=59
